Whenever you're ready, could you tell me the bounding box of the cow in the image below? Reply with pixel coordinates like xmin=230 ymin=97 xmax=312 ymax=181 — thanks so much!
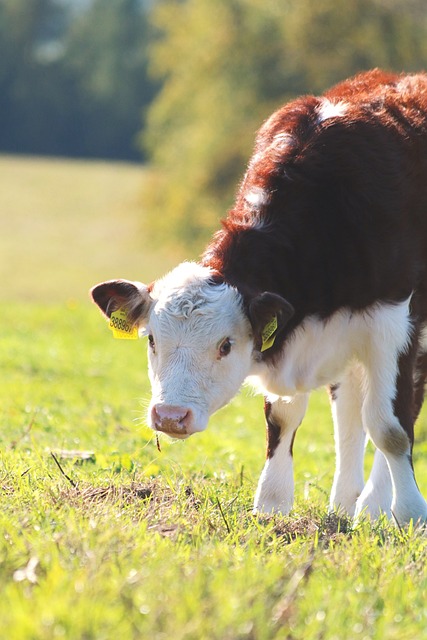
xmin=92 ymin=70 xmax=427 ymax=526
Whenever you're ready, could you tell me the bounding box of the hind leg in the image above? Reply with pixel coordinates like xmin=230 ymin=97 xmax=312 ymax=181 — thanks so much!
xmin=356 ymin=302 xmax=427 ymax=525
xmin=355 ymin=449 xmax=392 ymax=519
xmin=356 ymin=332 xmax=427 ymax=520
xmin=328 ymin=365 xmax=366 ymax=516
xmin=413 ymin=351 xmax=427 ymax=422
xmin=329 ymin=364 xmax=393 ymax=518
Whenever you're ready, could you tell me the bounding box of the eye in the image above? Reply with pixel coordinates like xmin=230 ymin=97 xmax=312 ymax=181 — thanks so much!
xmin=148 ymin=334 xmax=155 ymax=353
xmin=218 ymin=337 xmax=233 ymax=358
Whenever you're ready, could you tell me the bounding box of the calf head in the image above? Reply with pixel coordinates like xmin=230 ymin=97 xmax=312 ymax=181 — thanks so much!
xmin=91 ymin=262 xmax=293 ymax=438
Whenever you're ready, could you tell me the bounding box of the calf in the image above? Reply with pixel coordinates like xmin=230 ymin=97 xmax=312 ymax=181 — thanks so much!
xmin=92 ymin=70 xmax=427 ymax=525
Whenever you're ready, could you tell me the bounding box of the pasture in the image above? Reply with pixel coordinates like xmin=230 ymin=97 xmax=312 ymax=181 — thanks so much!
xmin=1 ymin=155 xmax=427 ymax=639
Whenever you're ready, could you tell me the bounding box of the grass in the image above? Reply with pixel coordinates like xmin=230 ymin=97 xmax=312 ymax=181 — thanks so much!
xmin=0 ymin=154 xmax=185 ymax=302
xmin=1 ymin=154 xmax=427 ymax=639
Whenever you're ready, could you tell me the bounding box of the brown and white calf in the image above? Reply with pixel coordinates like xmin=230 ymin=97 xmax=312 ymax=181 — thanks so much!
xmin=92 ymin=70 xmax=427 ymax=525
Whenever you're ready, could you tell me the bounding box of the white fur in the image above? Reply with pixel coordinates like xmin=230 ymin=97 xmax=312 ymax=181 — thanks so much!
xmin=146 ymin=262 xmax=253 ymax=434
xmin=271 ymin=132 xmax=295 ymax=151
xmin=254 ymin=394 xmax=308 ymax=514
xmin=355 ymin=450 xmax=392 ymax=520
xmin=355 ymin=301 xmax=427 ymax=523
xmin=383 ymin=453 xmax=427 ymax=524
xmin=329 ymin=364 xmax=366 ymax=516
xmin=249 ymin=299 xmax=413 ymax=395
xmin=235 ymin=186 xmax=270 ymax=231
xmin=420 ymin=323 xmax=427 ymax=352
xmin=396 ymin=74 xmax=426 ymax=97
xmin=244 ymin=187 xmax=269 ymax=210
xmin=316 ymin=99 xmax=348 ymax=123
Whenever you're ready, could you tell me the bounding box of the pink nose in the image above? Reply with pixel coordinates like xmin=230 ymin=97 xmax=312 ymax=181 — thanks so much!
xmin=151 ymin=404 xmax=194 ymax=436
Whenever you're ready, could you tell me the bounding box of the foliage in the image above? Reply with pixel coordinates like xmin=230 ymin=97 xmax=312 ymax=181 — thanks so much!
xmin=0 ymin=0 xmax=156 ymax=160
xmin=142 ymin=0 xmax=427 ymax=248
xmin=62 ymin=0 xmax=157 ymax=160
xmin=3 ymin=0 xmax=427 ymax=233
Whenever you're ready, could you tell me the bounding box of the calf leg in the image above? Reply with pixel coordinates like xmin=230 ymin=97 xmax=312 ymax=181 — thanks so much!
xmin=358 ymin=318 xmax=427 ymax=525
xmin=353 ymin=332 xmax=427 ymax=520
xmin=253 ymin=393 xmax=308 ymax=515
xmin=414 ymin=351 xmax=427 ymax=422
xmin=330 ymin=365 xmax=393 ymax=519
xmin=355 ymin=449 xmax=392 ymax=519
xmin=328 ymin=365 xmax=366 ymax=516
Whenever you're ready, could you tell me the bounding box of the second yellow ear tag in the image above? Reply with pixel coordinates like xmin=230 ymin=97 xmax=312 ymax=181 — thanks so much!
xmin=261 ymin=315 xmax=278 ymax=352
xmin=109 ymin=309 xmax=138 ymax=340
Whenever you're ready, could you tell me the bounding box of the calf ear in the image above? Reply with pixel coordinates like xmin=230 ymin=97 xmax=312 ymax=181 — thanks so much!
xmin=247 ymin=292 xmax=294 ymax=351
xmin=90 ymin=279 xmax=153 ymax=326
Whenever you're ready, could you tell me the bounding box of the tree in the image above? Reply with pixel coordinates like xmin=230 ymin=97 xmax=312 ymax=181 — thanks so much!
xmin=63 ymin=0 xmax=157 ymax=160
xmin=0 ymin=0 xmax=73 ymax=154
xmin=0 ymin=0 xmax=156 ymax=160
xmin=142 ymin=0 xmax=427 ymax=249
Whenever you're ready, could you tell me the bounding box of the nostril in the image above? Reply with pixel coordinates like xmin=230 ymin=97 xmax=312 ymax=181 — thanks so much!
xmin=179 ymin=409 xmax=192 ymax=428
xmin=151 ymin=405 xmax=161 ymax=427
xmin=151 ymin=404 xmax=194 ymax=434
xmin=177 ymin=410 xmax=188 ymax=426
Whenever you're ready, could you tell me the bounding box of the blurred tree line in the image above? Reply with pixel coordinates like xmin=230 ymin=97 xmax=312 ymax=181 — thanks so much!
xmin=143 ymin=0 xmax=427 ymax=248
xmin=2 ymin=0 xmax=427 ymax=245
xmin=0 ymin=0 xmax=156 ymax=160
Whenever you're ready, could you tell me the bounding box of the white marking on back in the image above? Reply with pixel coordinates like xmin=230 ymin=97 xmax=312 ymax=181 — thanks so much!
xmin=236 ymin=187 xmax=271 ymax=230
xmin=244 ymin=187 xmax=269 ymax=210
xmin=396 ymin=74 xmax=427 ymax=96
xmin=267 ymin=132 xmax=296 ymax=164
xmin=316 ymin=98 xmax=348 ymax=123
xmin=272 ymin=132 xmax=295 ymax=151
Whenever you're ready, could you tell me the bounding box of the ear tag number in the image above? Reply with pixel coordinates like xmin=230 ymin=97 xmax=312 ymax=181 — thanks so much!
xmin=109 ymin=309 xmax=138 ymax=340
xmin=261 ymin=315 xmax=278 ymax=352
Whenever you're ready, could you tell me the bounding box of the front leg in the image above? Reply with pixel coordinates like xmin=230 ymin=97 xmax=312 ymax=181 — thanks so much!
xmin=254 ymin=393 xmax=308 ymax=515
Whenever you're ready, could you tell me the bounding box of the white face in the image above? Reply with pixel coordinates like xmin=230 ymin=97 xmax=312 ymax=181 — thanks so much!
xmin=144 ymin=263 xmax=254 ymax=437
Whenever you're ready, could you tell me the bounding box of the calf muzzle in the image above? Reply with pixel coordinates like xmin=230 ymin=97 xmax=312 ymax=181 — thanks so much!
xmin=151 ymin=404 xmax=194 ymax=437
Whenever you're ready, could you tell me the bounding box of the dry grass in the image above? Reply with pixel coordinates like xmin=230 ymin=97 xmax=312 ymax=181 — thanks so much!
xmin=53 ymin=473 xmax=354 ymax=551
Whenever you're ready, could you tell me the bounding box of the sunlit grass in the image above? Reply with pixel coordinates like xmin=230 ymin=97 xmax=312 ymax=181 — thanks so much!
xmin=0 ymin=154 xmax=186 ymax=302
xmin=1 ymin=155 xmax=427 ymax=639
xmin=1 ymin=302 xmax=427 ymax=639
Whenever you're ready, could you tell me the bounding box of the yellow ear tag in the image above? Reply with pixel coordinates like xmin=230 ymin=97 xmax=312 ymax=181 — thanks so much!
xmin=108 ymin=309 xmax=138 ymax=340
xmin=261 ymin=315 xmax=278 ymax=352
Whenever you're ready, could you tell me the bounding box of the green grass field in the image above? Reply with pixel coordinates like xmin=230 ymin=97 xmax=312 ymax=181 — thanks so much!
xmin=1 ymin=155 xmax=427 ymax=639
